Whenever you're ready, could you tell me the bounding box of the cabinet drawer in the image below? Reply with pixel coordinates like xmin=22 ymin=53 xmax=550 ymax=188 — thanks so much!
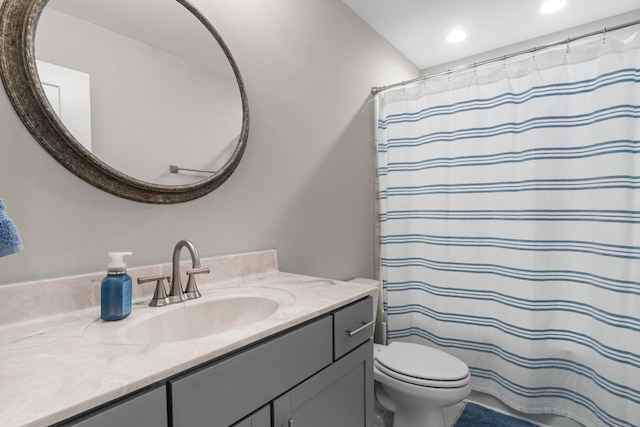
xmin=170 ymin=315 xmax=333 ymax=427
xmin=333 ymin=297 xmax=373 ymax=359
xmin=58 ymin=385 xmax=167 ymax=427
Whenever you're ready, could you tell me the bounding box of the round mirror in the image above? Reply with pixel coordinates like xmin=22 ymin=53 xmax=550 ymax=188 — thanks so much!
xmin=0 ymin=0 xmax=249 ymax=203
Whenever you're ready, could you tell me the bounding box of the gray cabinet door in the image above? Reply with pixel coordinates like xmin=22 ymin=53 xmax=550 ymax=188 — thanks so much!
xmin=59 ymin=385 xmax=167 ymax=427
xmin=232 ymin=405 xmax=271 ymax=427
xmin=273 ymin=340 xmax=373 ymax=427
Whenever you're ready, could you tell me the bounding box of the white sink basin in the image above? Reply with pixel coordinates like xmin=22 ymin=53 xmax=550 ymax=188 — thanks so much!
xmin=123 ymin=295 xmax=279 ymax=344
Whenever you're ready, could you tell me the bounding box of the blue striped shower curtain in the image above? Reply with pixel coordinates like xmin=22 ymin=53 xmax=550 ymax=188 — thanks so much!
xmin=375 ymin=30 xmax=640 ymax=427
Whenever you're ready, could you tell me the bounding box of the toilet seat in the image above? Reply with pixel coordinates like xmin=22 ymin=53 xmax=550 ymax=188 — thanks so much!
xmin=375 ymin=342 xmax=470 ymax=388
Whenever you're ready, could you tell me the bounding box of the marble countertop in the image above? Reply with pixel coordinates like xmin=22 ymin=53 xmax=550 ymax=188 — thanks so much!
xmin=0 ymin=250 xmax=377 ymax=427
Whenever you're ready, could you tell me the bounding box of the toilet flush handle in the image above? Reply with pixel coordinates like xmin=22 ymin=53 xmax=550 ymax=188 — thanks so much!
xmin=347 ymin=320 xmax=375 ymax=337
xmin=288 ymin=419 xmax=294 ymax=427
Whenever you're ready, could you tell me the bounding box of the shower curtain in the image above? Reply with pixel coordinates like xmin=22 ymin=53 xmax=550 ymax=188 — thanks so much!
xmin=375 ymin=30 xmax=640 ymax=427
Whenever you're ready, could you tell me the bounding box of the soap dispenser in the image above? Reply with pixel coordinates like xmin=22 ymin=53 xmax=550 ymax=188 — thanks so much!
xmin=101 ymin=251 xmax=133 ymax=321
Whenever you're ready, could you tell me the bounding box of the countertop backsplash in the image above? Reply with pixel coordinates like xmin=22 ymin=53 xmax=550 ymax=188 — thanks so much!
xmin=0 ymin=249 xmax=279 ymax=327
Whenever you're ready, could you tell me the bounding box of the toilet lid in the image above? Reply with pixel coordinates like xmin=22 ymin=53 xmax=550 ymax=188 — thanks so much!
xmin=375 ymin=342 xmax=470 ymax=387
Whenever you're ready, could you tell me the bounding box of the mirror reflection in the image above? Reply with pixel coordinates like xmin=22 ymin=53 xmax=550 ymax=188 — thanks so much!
xmin=34 ymin=0 xmax=243 ymax=185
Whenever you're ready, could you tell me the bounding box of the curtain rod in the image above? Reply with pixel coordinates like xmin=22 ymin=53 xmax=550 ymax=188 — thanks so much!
xmin=371 ymin=18 xmax=640 ymax=97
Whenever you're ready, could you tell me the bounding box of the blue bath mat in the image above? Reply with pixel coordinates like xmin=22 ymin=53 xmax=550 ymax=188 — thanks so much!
xmin=454 ymin=402 xmax=538 ymax=427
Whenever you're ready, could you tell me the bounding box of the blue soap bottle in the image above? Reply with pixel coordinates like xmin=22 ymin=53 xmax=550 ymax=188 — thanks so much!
xmin=101 ymin=251 xmax=133 ymax=321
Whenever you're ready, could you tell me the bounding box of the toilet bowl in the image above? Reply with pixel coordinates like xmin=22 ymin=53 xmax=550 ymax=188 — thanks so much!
xmin=374 ymin=342 xmax=471 ymax=427
xmin=347 ymin=278 xmax=471 ymax=427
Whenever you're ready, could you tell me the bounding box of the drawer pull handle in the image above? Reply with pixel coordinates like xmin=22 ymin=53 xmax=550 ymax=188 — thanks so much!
xmin=347 ymin=320 xmax=375 ymax=337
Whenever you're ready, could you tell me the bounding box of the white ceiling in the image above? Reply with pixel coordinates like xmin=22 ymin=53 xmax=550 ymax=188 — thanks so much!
xmin=342 ymin=0 xmax=640 ymax=70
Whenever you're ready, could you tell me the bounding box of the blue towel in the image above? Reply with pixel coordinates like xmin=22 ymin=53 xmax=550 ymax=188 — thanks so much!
xmin=0 ymin=198 xmax=24 ymax=257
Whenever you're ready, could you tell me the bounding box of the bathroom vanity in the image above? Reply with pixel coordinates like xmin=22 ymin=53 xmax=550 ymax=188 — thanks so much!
xmin=59 ymin=297 xmax=373 ymax=427
xmin=0 ymin=250 xmax=376 ymax=427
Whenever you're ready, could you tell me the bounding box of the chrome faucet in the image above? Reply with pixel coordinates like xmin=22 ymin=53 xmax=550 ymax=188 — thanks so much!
xmin=168 ymin=239 xmax=210 ymax=303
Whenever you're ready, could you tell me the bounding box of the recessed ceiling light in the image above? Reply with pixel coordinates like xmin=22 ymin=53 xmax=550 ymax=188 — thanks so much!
xmin=446 ymin=29 xmax=467 ymax=44
xmin=539 ymin=0 xmax=567 ymax=14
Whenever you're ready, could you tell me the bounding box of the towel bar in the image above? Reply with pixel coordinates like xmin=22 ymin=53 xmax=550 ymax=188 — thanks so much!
xmin=169 ymin=165 xmax=216 ymax=174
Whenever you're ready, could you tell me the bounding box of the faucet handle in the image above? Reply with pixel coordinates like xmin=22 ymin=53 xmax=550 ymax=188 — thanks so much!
xmin=184 ymin=267 xmax=210 ymax=300
xmin=137 ymin=275 xmax=171 ymax=307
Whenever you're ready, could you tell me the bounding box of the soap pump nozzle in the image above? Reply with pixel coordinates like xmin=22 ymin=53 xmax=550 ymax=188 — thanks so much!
xmin=107 ymin=251 xmax=133 ymax=273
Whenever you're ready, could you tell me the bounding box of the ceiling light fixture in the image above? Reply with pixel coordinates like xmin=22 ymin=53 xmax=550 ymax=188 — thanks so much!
xmin=539 ymin=0 xmax=567 ymax=14
xmin=446 ymin=29 xmax=467 ymax=44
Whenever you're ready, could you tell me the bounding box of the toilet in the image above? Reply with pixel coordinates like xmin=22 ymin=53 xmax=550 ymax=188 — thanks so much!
xmin=348 ymin=279 xmax=471 ymax=427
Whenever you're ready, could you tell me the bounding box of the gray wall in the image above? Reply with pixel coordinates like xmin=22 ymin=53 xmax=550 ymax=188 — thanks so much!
xmin=0 ymin=0 xmax=420 ymax=285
